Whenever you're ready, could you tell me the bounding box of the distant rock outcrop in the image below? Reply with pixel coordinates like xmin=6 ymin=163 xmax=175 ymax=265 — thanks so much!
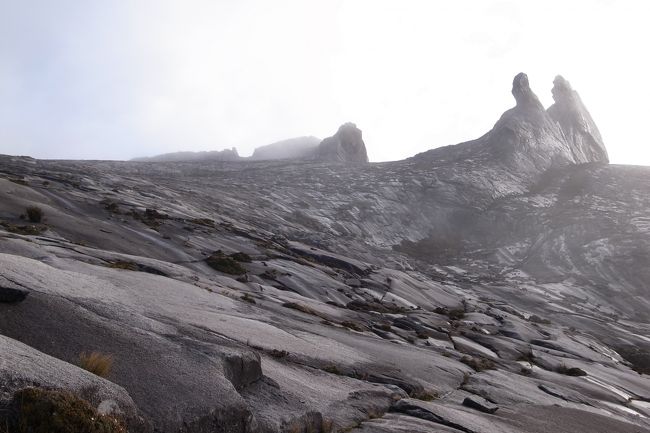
xmin=548 ymin=75 xmax=609 ymax=163
xmin=414 ymin=73 xmax=607 ymax=181
xmin=250 ymin=136 xmax=321 ymax=161
xmin=132 ymin=148 xmax=240 ymax=162
xmin=314 ymin=123 xmax=369 ymax=163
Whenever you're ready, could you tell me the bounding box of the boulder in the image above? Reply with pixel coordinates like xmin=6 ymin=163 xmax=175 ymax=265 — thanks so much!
xmin=462 ymin=395 xmax=498 ymax=414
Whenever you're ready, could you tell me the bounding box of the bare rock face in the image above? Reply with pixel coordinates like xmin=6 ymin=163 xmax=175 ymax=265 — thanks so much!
xmin=0 ymin=335 xmax=149 ymax=432
xmin=314 ymin=123 xmax=369 ymax=163
xmin=3 ymin=72 xmax=650 ymax=433
xmin=548 ymin=75 xmax=609 ymax=163
xmin=512 ymin=72 xmax=545 ymax=110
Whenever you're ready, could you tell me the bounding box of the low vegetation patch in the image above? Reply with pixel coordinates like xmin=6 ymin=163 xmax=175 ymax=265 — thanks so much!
xmin=435 ymin=306 xmax=466 ymax=320
xmin=1 ymin=222 xmax=47 ymax=236
xmin=190 ymin=218 xmax=215 ymax=228
xmin=206 ymin=251 xmax=247 ymax=275
xmin=8 ymin=178 xmax=28 ymax=186
xmin=107 ymin=261 xmax=139 ymax=271
xmin=230 ymin=252 xmax=252 ymax=263
xmin=460 ymin=355 xmax=495 ymax=372
xmin=240 ymin=293 xmax=256 ymax=304
xmin=555 ymin=364 xmax=587 ymax=376
xmin=269 ymin=349 xmax=289 ymax=358
xmin=100 ymin=199 xmax=120 ymax=214
xmin=341 ymin=320 xmax=366 ymax=332
xmin=25 ymin=206 xmax=44 ymax=223
xmin=281 ymin=302 xmax=323 ymax=318
xmin=323 ymin=365 xmax=342 ymax=375
xmin=260 ymin=269 xmax=280 ymax=280
xmin=79 ymin=351 xmax=113 ymax=378
xmin=5 ymin=388 xmax=125 ymax=433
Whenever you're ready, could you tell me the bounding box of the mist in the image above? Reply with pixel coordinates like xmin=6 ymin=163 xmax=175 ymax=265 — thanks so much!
xmin=1 ymin=0 xmax=649 ymax=164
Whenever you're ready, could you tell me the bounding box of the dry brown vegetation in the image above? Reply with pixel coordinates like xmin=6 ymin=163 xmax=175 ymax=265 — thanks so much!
xmin=78 ymin=351 xmax=114 ymax=378
xmin=6 ymin=388 xmax=125 ymax=433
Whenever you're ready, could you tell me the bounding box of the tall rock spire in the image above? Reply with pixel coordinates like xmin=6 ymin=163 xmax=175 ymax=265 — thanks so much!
xmin=547 ymin=75 xmax=609 ymax=163
xmin=512 ymin=72 xmax=544 ymax=110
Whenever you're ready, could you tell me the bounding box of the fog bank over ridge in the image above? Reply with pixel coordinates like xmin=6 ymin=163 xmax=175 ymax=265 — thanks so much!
xmin=1 ymin=0 xmax=649 ymax=164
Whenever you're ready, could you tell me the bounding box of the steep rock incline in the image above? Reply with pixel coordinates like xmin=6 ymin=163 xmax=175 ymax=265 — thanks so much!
xmin=1 ymin=73 xmax=650 ymax=433
xmin=548 ymin=75 xmax=609 ymax=164
xmin=314 ymin=123 xmax=369 ymax=163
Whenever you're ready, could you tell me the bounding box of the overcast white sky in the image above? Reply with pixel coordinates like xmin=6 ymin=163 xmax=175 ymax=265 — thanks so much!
xmin=1 ymin=0 xmax=649 ymax=164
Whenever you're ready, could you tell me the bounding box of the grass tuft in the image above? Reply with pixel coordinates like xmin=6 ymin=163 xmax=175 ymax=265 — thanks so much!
xmin=79 ymin=351 xmax=113 ymax=378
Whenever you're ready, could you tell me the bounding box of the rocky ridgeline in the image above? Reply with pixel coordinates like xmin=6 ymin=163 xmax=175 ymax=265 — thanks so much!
xmin=1 ymin=74 xmax=650 ymax=433
xmin=135 ymin=124 xmax=369 ymax=164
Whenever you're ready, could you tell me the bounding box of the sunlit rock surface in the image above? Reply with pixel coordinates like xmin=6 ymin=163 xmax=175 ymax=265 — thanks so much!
xmin=1 ymin=74 xmax=649 ymax=433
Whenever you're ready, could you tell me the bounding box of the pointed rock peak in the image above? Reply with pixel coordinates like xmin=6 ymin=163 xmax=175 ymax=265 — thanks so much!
xmin=551 ymin=75 xmax=573 ymax=102
xmin=315 ymin=122 xmax=369 ymax=163
xmin=512 ymin=72 xmax=544 ymax=110
xmin=336 ymin=122 xmax=362 ymax=142
xmin=547 ymin=75 xmax=609 ymax=164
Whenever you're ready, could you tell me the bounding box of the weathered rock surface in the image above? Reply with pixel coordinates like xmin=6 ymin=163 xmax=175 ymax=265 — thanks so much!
xmin=314 ymin=122 xmax=369 ymax=163
xmin=548 ymin=75 xmax=609 ymax=163
xmin=1 ymin=73 xmax=649 ymax=432
xmin=0 ymin=334 xmax=149 ymax=432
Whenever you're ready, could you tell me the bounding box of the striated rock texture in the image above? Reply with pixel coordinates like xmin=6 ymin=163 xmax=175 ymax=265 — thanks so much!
xmin=314 ymin=122 xmax=369 ymax=163
xmin=1 ymin=73 xmax=650 ymax=433
xmin=548 ymin=75 xmax=609 ymax=163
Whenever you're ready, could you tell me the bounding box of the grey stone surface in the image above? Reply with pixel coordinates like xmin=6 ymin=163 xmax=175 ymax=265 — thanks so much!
xmin=314 ymin=122 xmax=369 ymax=163
xmin=0 ymin=334 xmax=149 ymax=432
xmin=1 ymin=73 xmax=649 ymax=432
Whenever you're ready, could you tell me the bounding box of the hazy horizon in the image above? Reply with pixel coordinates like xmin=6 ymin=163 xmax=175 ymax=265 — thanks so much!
xmin=1 ymin=0 xmax=649 ymax=164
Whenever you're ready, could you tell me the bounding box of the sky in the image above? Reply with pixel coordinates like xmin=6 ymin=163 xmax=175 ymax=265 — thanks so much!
xmin=0 ymin=0 xmax=649 ymax=164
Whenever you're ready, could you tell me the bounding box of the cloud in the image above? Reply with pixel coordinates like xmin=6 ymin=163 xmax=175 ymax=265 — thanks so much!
xmin=0 ymin=0 xmax=649 ymax=164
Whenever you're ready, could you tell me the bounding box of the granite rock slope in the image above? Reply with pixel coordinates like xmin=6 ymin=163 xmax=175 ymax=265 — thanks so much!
xmin=1 ymin=73 xmax=649 ymax=433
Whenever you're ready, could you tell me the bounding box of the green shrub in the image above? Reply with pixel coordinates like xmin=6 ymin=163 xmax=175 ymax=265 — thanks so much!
xmin=7 ymin=388 xmax=125 ymax=433
xmin=25 ymin=206 xmax=43 ymax=223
